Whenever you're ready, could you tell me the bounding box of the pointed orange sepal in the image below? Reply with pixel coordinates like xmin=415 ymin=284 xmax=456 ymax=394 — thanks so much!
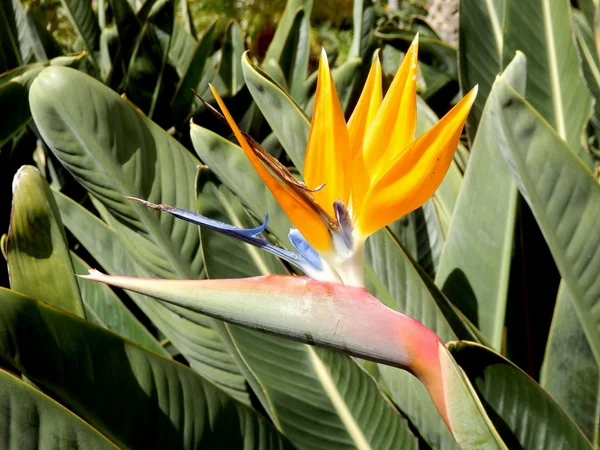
xmin=303 ymin=50 xmax=350 ymax=216
xmin=358 ymin=86 xmax=478 ymax=236
xmin=210 ymin=86 xmax=333 ymax=252
xmin=347 ymin=55 xmax=383 ymax=215
xmin=362 ymin=35 xmax=419 ymax=180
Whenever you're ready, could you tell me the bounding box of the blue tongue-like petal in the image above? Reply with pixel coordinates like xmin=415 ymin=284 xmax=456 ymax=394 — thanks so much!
xmin=124 ymin=196 xmax=304 ymax=268
xmin=288 ymin=229 xmax=324 ymax=271
xmin=156 ymin=204 xmax=268 ymax=238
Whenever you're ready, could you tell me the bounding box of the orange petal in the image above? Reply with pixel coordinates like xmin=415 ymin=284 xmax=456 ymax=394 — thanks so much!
xmin=347 ymin=55 xmax=383 ymax=217
xmin=303 ymin=50 xmax=350 ymax=216
xmin=362 ymin=34 xmax=419 ymax=179
xmin=358 ymin=86 xmax=478 ymax=236
xmin=210 ymin=86 xmax=333 ymax=252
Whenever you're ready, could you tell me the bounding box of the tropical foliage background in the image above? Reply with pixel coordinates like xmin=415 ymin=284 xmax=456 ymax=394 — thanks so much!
xmin=1 ymin=0 xmax=599 ymax=448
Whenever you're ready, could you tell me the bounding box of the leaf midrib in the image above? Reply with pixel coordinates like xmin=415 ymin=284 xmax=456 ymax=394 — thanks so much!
xmin=542 ymin=0 xmax=567 ymax=140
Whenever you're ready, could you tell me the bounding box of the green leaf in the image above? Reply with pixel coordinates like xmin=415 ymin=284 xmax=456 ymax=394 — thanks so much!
xmin=458 ymin=0 xmax=504 ymax=138
xmin=436 ymin=52 xmax=526 ymax=349
xmin=0 ymin=368 xmax=117 ymax=449
xmin=576 ymin=0 xmax=598 ymax=26
xmin=450 ymin=342 xmax=593 ymax=449
xmin=0 ymin=64 xmax=41 ymax=146
xmin=218 ymin=20 xmax=245 ymax=96
xmin=123 ymin=0 xmax=175 ymax=121
xmin=71 ymin=252 xmax=167 ymax=355
xmin=264 ymin=0 xmax=312 ymax=103
xmin=168 ymin=20 xmax=197 ymax=75
xmin=504 ymin=0 xmax=594 ymax=164
xmin=242 ymin=53 xmax=310 ymax=170
xmin=178 ymin=0 xmax=195 ymax=38
xmin=171 ymin=21 xmax=217 ymax=124
xmin=19 ymin=7 xmax=61 ymax=62
xmin=0 ymin=53 xmax=86 ymax=146
xmin=59 ymin=0 xmax=100 ymax=65
xmin=30 ymin=66 xmax=204 ymax=281
xmin=348 ymin=0 xmax=377 ymax=59
xmin=108 ymin=0 xmax=139 ymax=49
xmin=7 ymin=165 xmax=85 ymax=317
xmin=29 ymin=67 xmax=252 ymax=403
xmin=0 ymin=287 xmax=291 ymax=449
xmin=374 ymin=25 xmax=458 ymax=81
xmin=0 ymin=0 xmax=27 ymax=70
xmin=491 ymin=74 xmax=600 ymax=369
xmin=572 ymin=9 xmax=600 ymax=122
xmin=196 ymin=169 xmax=419 ymax=450
xmin=439 ymin=344 xmax=507 ymax=449
xmin=541 ymin=283 xmax=599 ymax=445
xmin=53 ymin=190 xmax=252 ymax=405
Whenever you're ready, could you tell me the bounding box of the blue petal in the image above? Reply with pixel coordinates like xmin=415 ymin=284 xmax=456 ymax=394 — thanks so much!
xmin=165 ymin=206 xmax=268 ymax=238
xmin=288 ymin=229 xmax=324 ymax=271
xmin=163 ymin=207 xmax=307 ymax=267
xmin=124 ymin=197 xmax=306 ymax=269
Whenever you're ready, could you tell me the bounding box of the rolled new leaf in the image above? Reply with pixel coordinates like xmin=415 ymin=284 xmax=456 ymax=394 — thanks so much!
xmin=82 ymin=271 xmax=506 ymax=448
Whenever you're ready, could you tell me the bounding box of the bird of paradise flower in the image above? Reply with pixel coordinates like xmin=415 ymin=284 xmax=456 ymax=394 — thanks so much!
xmin=85 ymin=36 xmax=490 ymax=444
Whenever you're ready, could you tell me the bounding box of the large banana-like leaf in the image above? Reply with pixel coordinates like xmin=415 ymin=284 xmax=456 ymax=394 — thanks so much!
xmin=503 ymin=0 xmax=594 ymax=164
xmin=541 ymin=283 xmax=599 ymax=445
xmin=218 ymin=20 xmax=245 ymax=96
xmin=71 ymin=252 xmax=167 ymax=355
xmin=58 ymin=0 xmax=100 ymax=66
xmin=29 ymin=68 xmax=252 ymax=401
xmin=167 ymin=20 xmax=197 ymax=75
xmin=0 ymin=52 xmax=86 ymax=146
xmin=458 ymin=0 xmax=504 ymax=138
xmin=491 ymin=74 xmax=600 ymax=366
xmin=576 ymin=0 xmax=598 ymax=25
xmin=7 ymin=165 xmax=85 ymax=317
xmin=30 ymin=66 xmax=203 ymax=281
xmin=0 ymin=287 xmax=291 ymax=449
xmin=436 ymin=52 xmax=526 ymax=349
xmin=171 ymin=21 xmax=217 ymax=124
xmin=0 ymin=64 xmax=41 ymax=146
xmin=348 ymin=0 xmax=377 ymax=60
xmin=122 ymin=0 xmax=174 ymax=122
xmin=53 ymin=191 xmax=251 ymax=404
xmin=0 ymin=368 xmax=117 ymax=449
xmin=196 ymin=169 xmax=419 ymax=449
xmin=451 ymin=342 xmax=593 ymax=449
xmin=0 ymin=0 xmax=28 ymax=70
xmin=572 ymin=9 xmax=600 ymax=123
xmin=263 ymin=0 xmax=312 ymax=104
